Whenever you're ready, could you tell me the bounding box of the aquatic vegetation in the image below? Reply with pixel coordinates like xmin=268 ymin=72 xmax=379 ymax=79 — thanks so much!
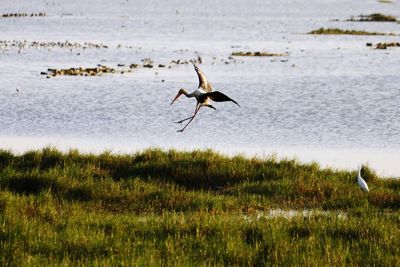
xmin=41 ymin=56 xmax=204 ymax=77
xmin=38 ymin=54 xmax=210 ymax=78
xmin=0 ymin=40 xmax=108 ymax=50
xmin=367 ymin=42 xmax=400 ymax=49
xmin=308 ymin=27 xmax=396 ymax=35
xmin=41 ymin=65 xmax=128 ymax=77
xmin=231 ymin=51 xmax=287 ymax=57
xmin=0 ymin=12 xmax=46 ymax=18
xmin=347 ymin=13 xmax=397 ymax=22
xmin=0 ymin=148 xmax=399 ymax=265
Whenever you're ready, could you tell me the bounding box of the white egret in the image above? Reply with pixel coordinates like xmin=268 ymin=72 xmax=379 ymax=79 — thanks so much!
xmin=357 ymin=166 xmax=369 ymax=192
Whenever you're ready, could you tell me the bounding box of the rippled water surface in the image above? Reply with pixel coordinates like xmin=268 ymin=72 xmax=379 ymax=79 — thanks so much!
xmin=1 ymin=0 xmax=400 ymax=176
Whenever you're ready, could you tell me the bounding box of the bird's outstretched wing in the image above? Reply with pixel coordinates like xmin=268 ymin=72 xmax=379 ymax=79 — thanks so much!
xmin=193 ymin=63 xmax=213 ymax=92
xmin=206 ymin=91 xmax=240 ymax=107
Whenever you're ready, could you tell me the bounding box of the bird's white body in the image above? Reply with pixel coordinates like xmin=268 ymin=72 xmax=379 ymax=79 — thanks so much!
xmin=192 ymin=88 xmax=205 ymax=101
xmin=194 ymin=88 xmax=207 ymax=95
xmin=357 ymin=166 xmax=369 ymax=192
xmin=193 ymin=89 xmax=211 ymax=106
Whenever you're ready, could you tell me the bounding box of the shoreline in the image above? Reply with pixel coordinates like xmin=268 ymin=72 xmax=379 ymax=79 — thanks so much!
xmin=1 ymin=136 xmax=399 ymax=178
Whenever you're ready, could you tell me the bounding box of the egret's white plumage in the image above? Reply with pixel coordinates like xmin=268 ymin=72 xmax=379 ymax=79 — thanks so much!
xmin=357 ymin=166 xmax=369 ymax=192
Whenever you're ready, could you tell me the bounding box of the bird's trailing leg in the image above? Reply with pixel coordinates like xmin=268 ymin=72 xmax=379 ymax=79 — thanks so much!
xmin=175 ymin=115 xmax=194 ymax=124
xmin=176 ymin=104 xmax=216 ymax=131
xmin=177 ymin=104 xmax=201 ymax=132
xmin=175 ymin=102 xmax=199 ymax=124
xmin=177 ymin=115 xmax=197 ymax=133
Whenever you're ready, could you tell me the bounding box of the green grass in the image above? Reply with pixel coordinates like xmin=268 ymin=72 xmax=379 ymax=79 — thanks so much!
xmin=378 ymin=0 xmax=393 ymax=4
xmin=0 ymin=147 xmax=399 ymax=265
xmin=308 ymin=27 xmax=396 ymax=35
xmin=347 ymin=13 xmax=397 ymax=22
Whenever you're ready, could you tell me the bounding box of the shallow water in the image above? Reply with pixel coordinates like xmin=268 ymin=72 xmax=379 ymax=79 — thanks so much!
xmin=242 ymin=209 xmax=347 ymax=221
xmin=1 ymin=0 xmax=400 ymax=176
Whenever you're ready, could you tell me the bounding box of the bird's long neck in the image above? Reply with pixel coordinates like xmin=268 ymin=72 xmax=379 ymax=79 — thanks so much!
xmin=181 ymin=89 xmax=195 ymax=98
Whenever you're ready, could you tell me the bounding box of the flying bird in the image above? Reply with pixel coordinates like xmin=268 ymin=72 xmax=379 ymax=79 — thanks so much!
xmin=171 ymin=63 xmax=240 ymax=132
xmin=357 ymin=166 xmax=369 ymax=192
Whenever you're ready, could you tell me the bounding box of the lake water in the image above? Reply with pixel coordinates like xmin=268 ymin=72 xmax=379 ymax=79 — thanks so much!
xmin=1 ymin=0 xmax=399 ymax=176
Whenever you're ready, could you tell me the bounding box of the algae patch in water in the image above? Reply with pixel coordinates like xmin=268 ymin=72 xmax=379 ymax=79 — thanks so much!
xmin=41 ymin=57 xmax=204 ymax=77
xmin=42 ymin=65 xmax=132 ymax=77
xmin=231 ymin=51 xmax=287 ymax=57
xmin=367 ymin=42 xmax=400 ymax=49
xmin=0 ymin=12 xmax=46 ymax=18
xmin=378 ymin=0 xmax=393 ymax=4
xmin=347 ymin=13 xmax=397 ymax=22
xmin=308 ymin=27 xmax=396 ymax=36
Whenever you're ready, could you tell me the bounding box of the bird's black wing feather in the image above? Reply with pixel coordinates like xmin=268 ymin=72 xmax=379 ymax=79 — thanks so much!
xmin=205 ymin=91 xmax=240 ymax=107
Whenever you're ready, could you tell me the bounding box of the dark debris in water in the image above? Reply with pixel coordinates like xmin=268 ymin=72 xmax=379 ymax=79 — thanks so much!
xmin=1 ymin=12 xmax=46 ymax=18
xmin=43 ymin=66 xmax=121 ymax=77
xmin=347 ymin=13 xmax=397 ymax=22
xmin=41 ymin=56 xmax=204 ymax=78
xmin=231 ymin=51 xmax=287 ymax=57
xmin=0 ymin=40 xmax=108 ymax=50
xmin=367 ymin=42 xmax=400 ymax=49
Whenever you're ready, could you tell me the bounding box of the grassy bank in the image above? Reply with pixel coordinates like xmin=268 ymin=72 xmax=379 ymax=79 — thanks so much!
xmin=0 ymin=148 xmax=399 ymax=265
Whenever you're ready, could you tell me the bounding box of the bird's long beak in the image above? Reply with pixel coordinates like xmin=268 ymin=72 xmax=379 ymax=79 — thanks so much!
xmin=171 ymin=91 xmax=182 ymax=105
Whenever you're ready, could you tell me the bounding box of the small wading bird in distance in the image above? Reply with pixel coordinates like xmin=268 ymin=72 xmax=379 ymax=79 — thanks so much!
xmin=171 ymin=63 xmax=240 ymax=132
xmin=357 ymin=166 xmax=370 ymax=192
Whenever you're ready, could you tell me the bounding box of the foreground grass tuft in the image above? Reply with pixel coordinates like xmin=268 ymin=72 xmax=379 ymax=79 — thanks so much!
xmin=0 ymin=148 xmax=399 ymax=265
